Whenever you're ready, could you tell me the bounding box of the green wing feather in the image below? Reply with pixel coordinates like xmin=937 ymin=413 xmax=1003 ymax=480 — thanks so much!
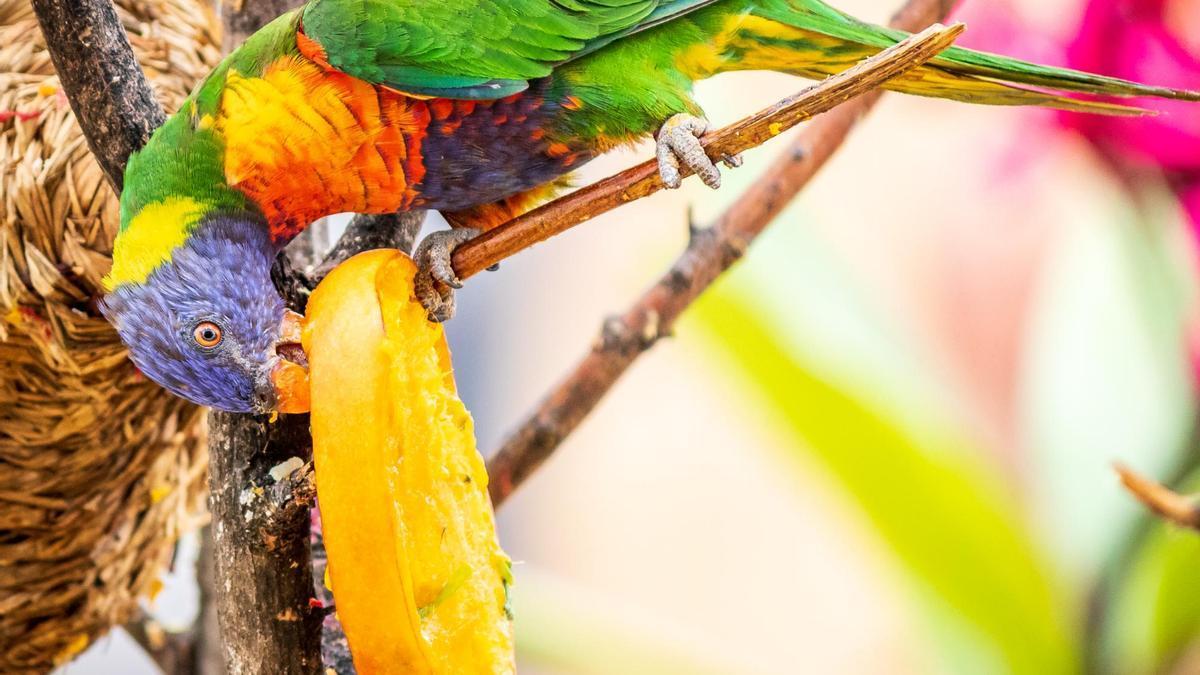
xmin=757 ymin=0 xmax=1200 ymax=106
xmin=302 ymin=0 xmax=718 ymax=98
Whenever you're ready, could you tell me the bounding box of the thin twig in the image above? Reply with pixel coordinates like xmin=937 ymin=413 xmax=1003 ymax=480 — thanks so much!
xmin=452 ymin=22 xmax=964 ymax=281
xmin=1114 ymin=463 xmax=1200 ymax=530
xmin=1084 ymin=432 xmax=1200 ymax=673
xmin=487 ymin=1 xmax=961 ymax=506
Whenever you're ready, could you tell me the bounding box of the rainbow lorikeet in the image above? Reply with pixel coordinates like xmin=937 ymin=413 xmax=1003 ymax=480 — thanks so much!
xmin=100 ymin=0 xmax=1197 ymax=414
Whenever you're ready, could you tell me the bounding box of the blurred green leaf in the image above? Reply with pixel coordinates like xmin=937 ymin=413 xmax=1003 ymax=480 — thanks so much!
xmin=689 ymin=289 xmax=1077 ymax=675
xmin=1106 ymin=469 xmax=1200 ymax=674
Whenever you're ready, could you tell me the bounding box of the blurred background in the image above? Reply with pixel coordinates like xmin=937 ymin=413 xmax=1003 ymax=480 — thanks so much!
xmin=66 ymin=0 xmax=1200 ymax=672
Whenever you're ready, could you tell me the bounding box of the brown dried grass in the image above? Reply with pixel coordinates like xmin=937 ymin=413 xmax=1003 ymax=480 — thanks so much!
xmin=0 ymin=1 xmax=219 ymax=671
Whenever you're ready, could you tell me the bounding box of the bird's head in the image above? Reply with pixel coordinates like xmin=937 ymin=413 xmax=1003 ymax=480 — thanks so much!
xmin=100 ymin=208 xmax=310 ymax=414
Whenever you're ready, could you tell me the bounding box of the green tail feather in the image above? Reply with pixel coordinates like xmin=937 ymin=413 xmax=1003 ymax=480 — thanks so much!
xmin=745 ymin=0 xmax=1200 ymax=115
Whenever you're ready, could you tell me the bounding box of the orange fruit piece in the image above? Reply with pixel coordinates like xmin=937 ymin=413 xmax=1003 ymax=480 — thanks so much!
xmin=304 ymin=249 xmax=514 ymax=675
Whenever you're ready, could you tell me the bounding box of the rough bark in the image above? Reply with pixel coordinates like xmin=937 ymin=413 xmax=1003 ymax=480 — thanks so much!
xmin=31 ymin=0 xmax=166 ymax=190
xmin=207 ymin=411 xmax=323 ymax=675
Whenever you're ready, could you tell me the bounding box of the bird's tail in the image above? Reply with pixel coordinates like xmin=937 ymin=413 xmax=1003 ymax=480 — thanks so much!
xmin=683 ymin=0 xmax=1200 ymax=115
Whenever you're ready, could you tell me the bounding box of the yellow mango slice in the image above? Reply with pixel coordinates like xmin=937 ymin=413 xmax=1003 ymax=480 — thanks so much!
xmin=303 ymin=249 xmax=514 ymax=675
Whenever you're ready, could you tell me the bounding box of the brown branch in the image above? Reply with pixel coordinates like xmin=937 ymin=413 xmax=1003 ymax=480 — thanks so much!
xmin=31 ymin=0 xmax=166 ymax=191
xmin=486 ymin=2 xmax=961 ymax=506
xmin=452 ymin=22 xmax=964 ymax=281
xmin=1115 ymin=463 xmax=1200 ymax=530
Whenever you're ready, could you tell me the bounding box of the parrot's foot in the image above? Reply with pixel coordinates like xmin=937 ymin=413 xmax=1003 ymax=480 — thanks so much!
xmin=413 ymin=228 xmax=480 ymax=323
xmin=655 ymin=113 xmax=742 ymax=190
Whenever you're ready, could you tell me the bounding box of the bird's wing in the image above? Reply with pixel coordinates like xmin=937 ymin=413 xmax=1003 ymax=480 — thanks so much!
xmin=300 ymin=0 xmax=719 ymax=99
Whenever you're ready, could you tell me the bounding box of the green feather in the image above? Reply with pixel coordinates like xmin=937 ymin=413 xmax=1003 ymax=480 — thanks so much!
xmin=116 ymin=11 xmax=304 ymax=235
xmin=756 ymin=0 xmax=1200 ymax=102
xmin=300 ymin=0 xmax=718 ymax=99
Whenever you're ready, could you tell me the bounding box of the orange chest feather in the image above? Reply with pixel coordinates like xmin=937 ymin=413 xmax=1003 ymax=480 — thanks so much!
xmin=217 ymin=56 xmax=430 ymax=241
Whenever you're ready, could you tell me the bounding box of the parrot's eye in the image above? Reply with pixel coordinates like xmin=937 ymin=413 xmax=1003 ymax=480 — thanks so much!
xmin=192 ymin=321 xmax=223 ymax=349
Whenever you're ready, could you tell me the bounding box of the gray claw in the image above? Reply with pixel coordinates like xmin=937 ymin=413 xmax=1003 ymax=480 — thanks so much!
xmin=655 ymin=113 xmax=729 ymax=190
xmin=413 ymin=228 xmax=479 ymax=322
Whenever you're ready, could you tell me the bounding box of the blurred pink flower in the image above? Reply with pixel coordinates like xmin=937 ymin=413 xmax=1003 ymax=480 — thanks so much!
xmin=1183 ymin=181 xmax=1200 ymax=229
xmin=960 ymin=0 xmax=1200 ymax=383
xmin=959 ymin=0 xmax=1200 ymax=223
xmin=1059 ymin=0 xmax=1200 ymax=222
xmin=1057 ymin=0 xmax=1200 ymax=383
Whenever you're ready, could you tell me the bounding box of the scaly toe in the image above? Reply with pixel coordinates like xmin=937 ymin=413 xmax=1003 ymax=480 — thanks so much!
xmin=415 ymin=228 xmax=479 ymax=289
xmin=655 ymin=113 xmax=723 ymax=190
xmin=657 ymin=152 xmax=683 ymax=190
xmin=413 ymin=228 xmax=479 ymax=322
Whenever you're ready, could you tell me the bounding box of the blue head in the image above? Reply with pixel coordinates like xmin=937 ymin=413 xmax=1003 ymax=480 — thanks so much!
xmin=101 ymin=213 xmax=307 ymax=413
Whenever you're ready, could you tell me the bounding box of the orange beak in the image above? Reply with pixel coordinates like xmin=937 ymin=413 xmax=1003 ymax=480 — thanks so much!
xmin=271 ymin=310 xmax=310 ymax=414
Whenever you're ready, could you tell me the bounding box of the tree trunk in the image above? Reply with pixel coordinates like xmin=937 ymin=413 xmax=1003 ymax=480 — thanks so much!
xmin=207 ymin=411 xmax=323 ymax=674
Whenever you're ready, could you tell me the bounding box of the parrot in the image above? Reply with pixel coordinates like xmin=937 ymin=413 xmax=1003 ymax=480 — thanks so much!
xmin=99 ymin=0 xmax=1199 ymax=414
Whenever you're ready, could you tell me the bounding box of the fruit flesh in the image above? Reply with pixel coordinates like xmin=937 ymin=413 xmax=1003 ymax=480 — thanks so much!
xmin=304 ymin=249 xmax=514 ymax=675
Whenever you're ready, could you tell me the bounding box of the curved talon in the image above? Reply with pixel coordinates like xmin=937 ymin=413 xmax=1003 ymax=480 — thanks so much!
xmin=655 ymin=113 xmax=729 ymax=190
xmin=413 ymin=228 xmax=480 ymax=322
